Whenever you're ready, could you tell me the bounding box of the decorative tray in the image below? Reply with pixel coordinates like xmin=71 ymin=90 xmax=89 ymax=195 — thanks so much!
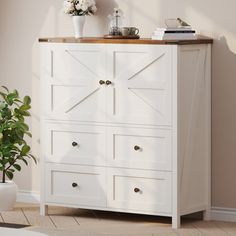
xmin=104 ymin=35 xmax=140 ymax=39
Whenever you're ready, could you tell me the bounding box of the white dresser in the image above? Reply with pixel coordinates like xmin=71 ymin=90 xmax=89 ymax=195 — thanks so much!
xmin=39 ymin=37 xmax=212 ymax=228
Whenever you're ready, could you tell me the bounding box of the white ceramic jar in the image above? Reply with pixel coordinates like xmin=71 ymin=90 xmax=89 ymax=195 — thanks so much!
xmin=0 ymin=181 xmax=17 ymax=211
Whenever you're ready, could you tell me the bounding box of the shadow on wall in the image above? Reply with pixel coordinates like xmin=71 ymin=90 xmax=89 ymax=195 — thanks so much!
xmin=170 ymin=0 xmax=236 ymax=208
xmin=181 ymin=0 xmax=236 ymax=35
xmin=211 ymin=36 xmax=236 ymax=208
xmin=95 ymin=0 xmax=118 ymax=34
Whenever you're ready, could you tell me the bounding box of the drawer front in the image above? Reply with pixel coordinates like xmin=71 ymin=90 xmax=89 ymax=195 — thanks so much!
xmin=45 ymin=164 xmax=106 ymax=207
xmin=107 ymin=127 xmax=172 ymax=171
xmin=108 ymin=168 xmax=172 ymax=214
xmin=41 ymin=44 xmax=107 ymax=122
xmin=43 ymin=123 xmax=106 ymax=166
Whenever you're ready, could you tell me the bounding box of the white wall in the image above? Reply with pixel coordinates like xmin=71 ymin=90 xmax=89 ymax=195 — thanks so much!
xmin=0 ymin=0 xmax=236 ymax=208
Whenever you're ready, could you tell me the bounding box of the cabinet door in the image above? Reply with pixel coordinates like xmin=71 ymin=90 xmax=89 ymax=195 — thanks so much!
xmin=106 ymin=44 xmax=172 ymax=126
xmin=41 ymin=44 xmax=107 ymax=122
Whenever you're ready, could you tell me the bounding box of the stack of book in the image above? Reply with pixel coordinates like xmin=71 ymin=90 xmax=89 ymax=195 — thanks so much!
xmin=151 ymin=27 xmax=196 ymax=40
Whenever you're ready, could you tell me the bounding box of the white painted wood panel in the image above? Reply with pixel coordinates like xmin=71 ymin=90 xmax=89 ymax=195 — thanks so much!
xmin=107 ymin=168 xmax=172 ymax=214
xmin=43 ymin=122 xmax=106 ymax=166
xmin=41 ymin=44 xmax=107 ymax=122
xmin=40 ymin=42 xmax=212 ymax=229
xmin=177 ymin=45 xmax=211 ymax=216
xmin=107 ymin=126 xmax=172 ymax=171
xmin=106 ymin=44 xmax=172 ymax=126
xmin=45 ymin=164 xmax=106 ymax=207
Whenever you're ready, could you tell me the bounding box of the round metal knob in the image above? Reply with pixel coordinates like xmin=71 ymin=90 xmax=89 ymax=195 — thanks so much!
xmin=72 ymin=183 xmax=78 ymax=188
xmin=106 ymin=80 xmax=112 ymax=85
xmin=72 ymin=142 xmax=78 ymax=147
xmin=99 ymin=80 xmax=105 ymax=85
xmin=134 ymin=188 xmax=140 ymax=193
xmin=134 ymin=145 xmax=141 ymax=151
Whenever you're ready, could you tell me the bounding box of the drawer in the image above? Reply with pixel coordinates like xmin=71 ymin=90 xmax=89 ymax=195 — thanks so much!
xmin=108 ymin=168 xmax=172 ymax=214
xmin=45 ymin=164 xmax=106 ymax=207
xmin=107 ymin=127 xmax=172 ymax=171
xmin=43 ymin=123 xmax=106 ymax=166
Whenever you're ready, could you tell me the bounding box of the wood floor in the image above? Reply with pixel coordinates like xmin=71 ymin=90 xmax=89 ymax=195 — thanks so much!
xmin=0 ymin=203 xmax=235 ymax=236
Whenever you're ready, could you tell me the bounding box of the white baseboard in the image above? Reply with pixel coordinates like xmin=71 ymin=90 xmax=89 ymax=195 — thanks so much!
xmin=15 ymin=193 xmax=236 ymax=223
xmin=17 ymin=190 xmax=40 ymax=204
xmin=211 ymin=207 xmax=236 ymax=222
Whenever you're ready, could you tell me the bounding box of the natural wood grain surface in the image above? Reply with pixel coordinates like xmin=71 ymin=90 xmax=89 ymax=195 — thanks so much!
xmin=1 ymin=204 xmax=235 ymax=236
xmin=38 ymin=36 xmax=213 ymax=45
xmin=1 ymin=207 xmax=29 ymax=225
xmin=22 ymin=206 xmax=55 ymax=228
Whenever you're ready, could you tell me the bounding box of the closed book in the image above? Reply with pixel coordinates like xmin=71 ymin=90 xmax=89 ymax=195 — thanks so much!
xmin=152 ymin=33 xmax=197 ymax=40
xmin=165 ymin=30 xmax=195 ymax=33
xmin=156 ymin=26 xmax=192 ymax=31
xmin=154 ymin=29 xmax=195 ymax=35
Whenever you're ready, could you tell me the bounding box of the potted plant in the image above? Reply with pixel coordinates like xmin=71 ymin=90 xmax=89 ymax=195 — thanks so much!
xmin=63 ymin=0 xmax=97 ymax=38
xmin=0 ymin=87 xmax=36 ymax=211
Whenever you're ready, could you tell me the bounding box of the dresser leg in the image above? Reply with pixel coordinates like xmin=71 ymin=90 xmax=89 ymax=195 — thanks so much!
xmin=203 ymin=209 xmax=211 ymax=221
xmin=40 ymin=204 xmax=48 ymax=216
xmin=172 ymin=215 xmax=181 ymax=229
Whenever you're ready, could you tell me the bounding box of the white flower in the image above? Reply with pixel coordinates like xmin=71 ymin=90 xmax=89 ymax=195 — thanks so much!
xmin=87 ymin=0 xmax=94 ymax=6
xmin=63 ymin=1 xmax=75 ymax=14
xmin=63 ymin=0 xmax=96 ymax=15
xmin=81 ymin=4 xmax=88 ymax=11
xmin=91 ymin=5 xmax=97 ymax=12
xmin=75 ymin=3 xmax=82 ymax=10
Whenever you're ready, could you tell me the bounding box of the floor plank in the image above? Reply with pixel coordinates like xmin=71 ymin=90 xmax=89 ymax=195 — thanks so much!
xmin=74 ymin=209 xmax=100 ymax=226
xmin=192 ymin=221 xmax=229 ymax=235
xmin=22 ymin=206 xmax=55 ymax=229
xmin=1 ymin=207 xmax=29 ymax=225
xmin=0 ymin=213 xmax=4 ymax=222
xmin=47 ymin=206 xmax=81 ymax=229
xmin=153 ymin=232 xmax=178 ymax=236
xmin=174 ymin=220 xmax=204 ymax=236
xmin=213 ymin=221 xmax=236 ymax=236
xmin=3 ymin=204 xmax=236 ymax=236
xmin=49 ymin=215 xmax=79 ymax=229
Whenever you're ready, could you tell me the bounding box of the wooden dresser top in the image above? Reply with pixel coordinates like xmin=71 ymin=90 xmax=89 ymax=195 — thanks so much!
xmin=39 ymin=36 xmax=213 ymax=45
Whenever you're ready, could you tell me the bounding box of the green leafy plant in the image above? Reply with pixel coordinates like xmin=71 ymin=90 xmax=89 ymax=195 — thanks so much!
xmin=0 ymin=86 xmax=36 ymax=183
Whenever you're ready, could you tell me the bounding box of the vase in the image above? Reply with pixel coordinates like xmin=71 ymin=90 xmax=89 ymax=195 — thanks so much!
xmin=0 ymin=181 xmax=17 ymax=211
xmin=73 ymin=15 xmax=85 ymax=38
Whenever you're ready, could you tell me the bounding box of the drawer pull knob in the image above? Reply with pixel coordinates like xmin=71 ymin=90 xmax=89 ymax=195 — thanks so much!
xmin=106 ymin=80 xmax=112 ymax=85
xmin=72 ymin=142 xmax=78 ymax=147
xmin=99 ymin=80 xmax=105 ymax=85
xmin=134 ymin=188 xmax=140 ymax=193
xmin=134 ymin=145 xmax=141 ymax=151
xmin=72 ymin=183 xmax=78 ymax=188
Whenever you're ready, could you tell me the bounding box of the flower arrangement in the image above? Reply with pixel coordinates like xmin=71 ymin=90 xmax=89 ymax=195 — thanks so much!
xmin=63 ymin=0 xmax=97 ymax=16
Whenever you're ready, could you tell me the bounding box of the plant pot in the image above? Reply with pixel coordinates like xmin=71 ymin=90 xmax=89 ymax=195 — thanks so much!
xmin=0 ymin=181 xmax=17 ymax=211
xmin=73 ymin=15 xmax=86 ymax=38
